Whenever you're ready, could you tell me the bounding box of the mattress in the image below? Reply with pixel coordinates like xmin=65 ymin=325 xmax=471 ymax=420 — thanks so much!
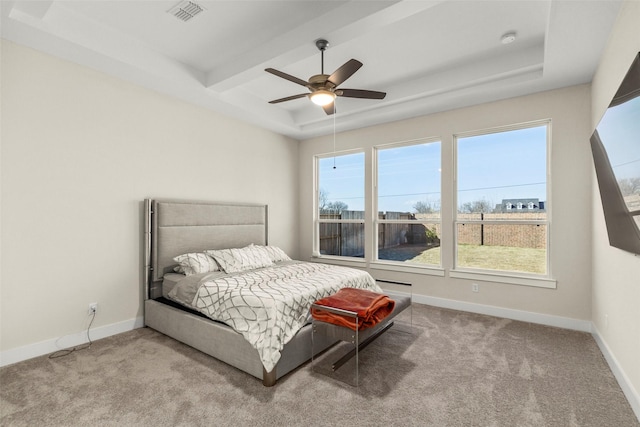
xmin=162 ymin=273 xmax=186 ymax=298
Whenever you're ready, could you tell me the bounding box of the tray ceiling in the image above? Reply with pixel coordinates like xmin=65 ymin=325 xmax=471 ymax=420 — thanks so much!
xmin=1 ymin=0 xmax=623 ymax=140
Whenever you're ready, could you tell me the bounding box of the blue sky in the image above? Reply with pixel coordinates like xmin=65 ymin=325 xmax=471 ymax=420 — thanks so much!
xmin=319 ymin=125 xmax=548 ymax=213
xmin=319 ymin=152 xmax=366 ymax=211
xmin=457 ymin=126 xmax=547 ymax=209
xmin=377 ymin=142 xmax=441 ymax=212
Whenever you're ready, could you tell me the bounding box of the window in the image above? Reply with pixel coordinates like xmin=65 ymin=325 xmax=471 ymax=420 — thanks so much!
xmin=375 ymin=140 xmax=441 ymax=266
xmin=315 ymin=152 xmax=365 ymax=258
xmin=455 ymin=123 xmax=549 ymax=276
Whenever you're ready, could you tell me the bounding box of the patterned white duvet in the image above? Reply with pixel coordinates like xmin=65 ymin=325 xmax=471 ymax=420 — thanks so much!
xmin=166 ymin=261 xmax=381 ymax=372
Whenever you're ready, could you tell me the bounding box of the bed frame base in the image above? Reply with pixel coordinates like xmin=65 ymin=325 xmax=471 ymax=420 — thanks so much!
xmin=262 ymin=368 xmax=277 ymax=387
xmin=145 ymin=299 xmax=337 ymax=386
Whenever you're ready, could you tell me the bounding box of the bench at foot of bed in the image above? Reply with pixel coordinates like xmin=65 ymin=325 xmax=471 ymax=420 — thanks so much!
xmin=310 ymin=294 xmax=412 ymax=386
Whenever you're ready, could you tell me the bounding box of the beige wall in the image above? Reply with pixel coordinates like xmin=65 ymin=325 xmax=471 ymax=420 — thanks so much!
xmin=590 ymin=0 xmax=640 ymax=411
xmin=299 ymin=84 xmax=593 ymax=321
xmin=0 ymin=40 xmax=299 ymax=353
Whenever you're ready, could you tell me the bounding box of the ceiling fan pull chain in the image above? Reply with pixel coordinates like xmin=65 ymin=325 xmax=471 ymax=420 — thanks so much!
xmin=333 ymin=99 xmax=337 ymax=169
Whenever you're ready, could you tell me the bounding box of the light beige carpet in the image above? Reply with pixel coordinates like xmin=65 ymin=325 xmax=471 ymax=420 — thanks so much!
xmin=1 ymin=304 xmax=638 ymax=427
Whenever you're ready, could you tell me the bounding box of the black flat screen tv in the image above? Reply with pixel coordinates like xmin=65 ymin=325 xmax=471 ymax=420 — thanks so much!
xmin=590 ymin=52 xmax=640 ymax=255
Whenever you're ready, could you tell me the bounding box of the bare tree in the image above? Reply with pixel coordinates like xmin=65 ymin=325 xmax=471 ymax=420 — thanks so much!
xmin=318 ymin=188 xmax=348 ymax=213
xmin=318 ymin=188 xmax=329 ymax=211
xmin=459 ymin=198 xmax=494 ymax=214
xmin=413 ymin=201 xmax=437 ymax=214
xmin=324 ymin=201 xmax=348 ymax=213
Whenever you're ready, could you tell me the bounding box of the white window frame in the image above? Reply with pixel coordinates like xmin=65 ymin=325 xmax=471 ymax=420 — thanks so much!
xmin=371 ymin=138 xmax=444 ymax=274
xmin=313 ymin=149 xmax=366 ymax=264
xmin=451 ymin=120 xmax=555 ymax=288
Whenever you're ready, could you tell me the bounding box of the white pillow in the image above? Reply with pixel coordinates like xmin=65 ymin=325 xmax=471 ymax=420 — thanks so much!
xmin=254 ymin=245 xmax=291 ymax=262
xmin=205 ymin=246 xmax=273 ymax=273
xmin=173 ymin=253 xmax=219 ymax=276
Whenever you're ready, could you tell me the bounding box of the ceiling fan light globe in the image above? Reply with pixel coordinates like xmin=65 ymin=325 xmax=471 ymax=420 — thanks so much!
xmin=310 ymin=90 xmax=336 ymax=106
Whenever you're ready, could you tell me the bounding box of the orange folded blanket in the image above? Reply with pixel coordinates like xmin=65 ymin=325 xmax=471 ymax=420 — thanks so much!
xmin=311 ymin=288 xmax=396 ymax=331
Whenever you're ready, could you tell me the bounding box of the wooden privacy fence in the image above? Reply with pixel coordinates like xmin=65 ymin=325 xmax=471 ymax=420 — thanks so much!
xmin=320 ymin=211 xmax=547 ymax=256
xmin=319 ymin=211 xmax=441 ymax=256
xmin=319 ymin=210 xmax=365 ymax=257
xmin=378 ymin=212 xmax=439 ymax=248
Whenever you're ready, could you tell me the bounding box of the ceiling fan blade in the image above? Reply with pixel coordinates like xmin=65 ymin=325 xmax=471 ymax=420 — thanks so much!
xmin=328 ymin=59 xmax=363 ymax=87
xmin=322 ymin=103 xmax=335 ymax=115
xmin=265 ymin=68 xmax=309 ymax=87
xmin=338 ymin=89 xmax=386 ymax=100
xmin=268 ymin=93 xmax=309 ymax=104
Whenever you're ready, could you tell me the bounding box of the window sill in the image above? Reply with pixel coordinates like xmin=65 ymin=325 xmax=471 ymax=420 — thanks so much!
xmin=310 ymin=255 xmax=367 ymax=269
xmin=309 ymin=257 xmax=555 ymax=288
xmin=309 ymin=256 xmax=445 ymax=276
xmin=369 ymin=261 xmax=445 ymax=276
xmin=449 ymin=269 xmax=556 ymax=289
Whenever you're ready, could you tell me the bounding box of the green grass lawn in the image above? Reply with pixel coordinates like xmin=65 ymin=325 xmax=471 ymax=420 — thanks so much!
xmin=383 ymin=244 xmax=546 ymax=274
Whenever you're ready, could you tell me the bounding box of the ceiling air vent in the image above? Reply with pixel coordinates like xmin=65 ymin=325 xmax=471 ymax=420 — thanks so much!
xmin=168 ymin=1 xmax=205 ymax=22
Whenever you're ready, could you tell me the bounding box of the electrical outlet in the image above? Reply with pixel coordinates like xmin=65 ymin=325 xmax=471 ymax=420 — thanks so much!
xmin=88 ymin=303 xmax=98 ymax=315
xmin=472 ymin=283 xmax=479 ymax=293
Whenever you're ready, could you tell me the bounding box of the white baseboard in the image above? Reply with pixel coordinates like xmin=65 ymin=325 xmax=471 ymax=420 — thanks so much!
xmin=0 ymin=316 xmax=144 ymax=367
xmin=410 ymin=294 xmax=593 ymax=332
xmin=592 ymin=325 xmax=640 ymax=422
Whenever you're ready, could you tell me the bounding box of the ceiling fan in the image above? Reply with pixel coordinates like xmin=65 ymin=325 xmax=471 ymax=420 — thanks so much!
xmin=265 ymin=39 xmax=386 ymax=115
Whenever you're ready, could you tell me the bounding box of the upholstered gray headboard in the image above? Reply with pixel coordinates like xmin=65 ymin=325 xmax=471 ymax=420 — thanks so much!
xmin=144 ymin=199 xmax=268 ymax=299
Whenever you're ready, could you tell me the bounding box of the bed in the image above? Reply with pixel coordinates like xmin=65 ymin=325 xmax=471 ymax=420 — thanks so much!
xmin=143 ymin=198 xmax=382 ymax=386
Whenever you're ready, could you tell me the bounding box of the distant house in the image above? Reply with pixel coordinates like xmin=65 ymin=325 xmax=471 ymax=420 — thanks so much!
xmin=495 ymin=198 xmax=546 ymax=213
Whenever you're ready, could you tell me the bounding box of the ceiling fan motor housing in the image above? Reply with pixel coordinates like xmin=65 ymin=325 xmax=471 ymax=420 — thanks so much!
xmin=309 ymin=74 xmax=335 ymax=91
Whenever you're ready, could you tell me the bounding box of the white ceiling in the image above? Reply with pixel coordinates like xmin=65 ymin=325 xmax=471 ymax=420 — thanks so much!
xmin=1 ymin=0 xmax=623 ymax=140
